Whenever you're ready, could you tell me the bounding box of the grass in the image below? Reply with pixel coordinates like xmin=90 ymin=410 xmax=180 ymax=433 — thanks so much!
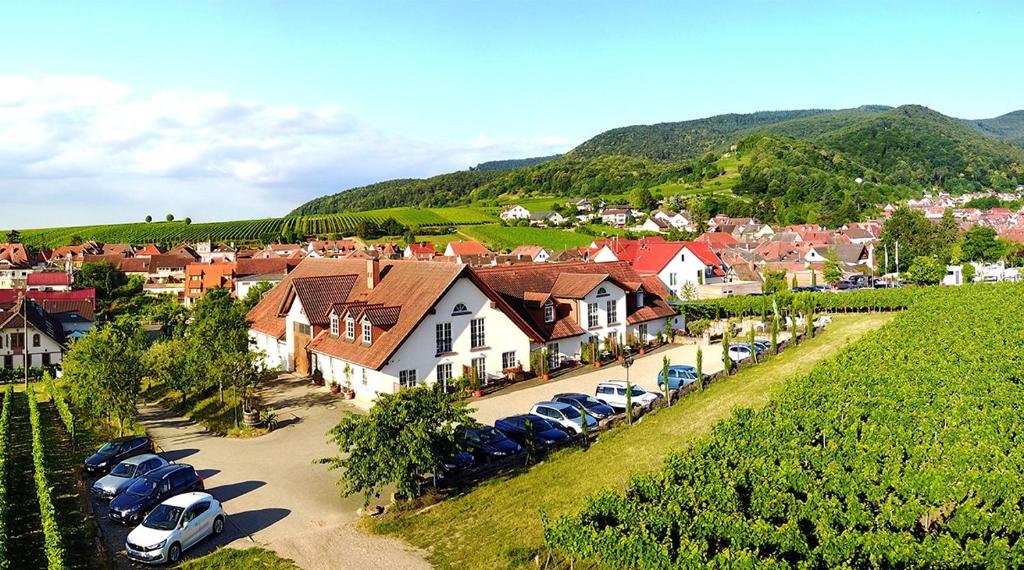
xmin=181 ymin=546 xmax=299 ymax=569
xmin=141 ymin=380 xmax=266 ymax=438
xmin=367 ymin=313 xmax=894 ymax=570
xmin=458 ymin=224 xmax=596 ymax=252
xmin=650 ymin=152 xmax=747 ymax=199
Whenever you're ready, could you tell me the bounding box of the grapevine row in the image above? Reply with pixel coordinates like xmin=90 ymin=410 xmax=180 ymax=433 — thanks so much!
xmin=681 ymin=286 xmax=923 ymax=321
xmin=27 ymin=386 xmax=66 ymax=570
xmin=0 ymin=387 xmax=11 ymax=570
xmin=548 ymin=283 xmax=1024 ymax=567
xmin=45 ymin=374 xmax=75 ymax=448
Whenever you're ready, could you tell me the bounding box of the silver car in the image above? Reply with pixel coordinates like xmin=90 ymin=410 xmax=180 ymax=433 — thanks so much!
xmin=92 ymin=454 xmax=168 ymax=501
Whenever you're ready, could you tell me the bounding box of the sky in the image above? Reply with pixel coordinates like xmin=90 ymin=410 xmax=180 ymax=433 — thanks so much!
xmin=1 ymin=0 xmax=1022 ymax=228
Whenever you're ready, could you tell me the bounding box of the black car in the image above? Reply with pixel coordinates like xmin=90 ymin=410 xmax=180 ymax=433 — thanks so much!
xmin=459 ymin=426 xmax=523 ymax=461
xmin=439 ymin=450 xmax=476 ymax=478
xmin=552 ymin=393 xmax=616 ymax=420
xmin=494 ymin=414 xmax=572 ymax=448
xmin=108 ymin=464 xmax=204 ymax=525
xmin=84 ymin=435 xmax=154 ymax=475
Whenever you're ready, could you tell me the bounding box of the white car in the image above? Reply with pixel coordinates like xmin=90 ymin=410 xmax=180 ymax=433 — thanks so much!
xmin=529 ymin=401 xmax=598 ymax=434
xmin=125 ymin=492 xmax=225 ymax=564
xmin=594 ymin=381 xmax=660 ymax=411
xmin=727 ymin=344 xmax=753 ymax=362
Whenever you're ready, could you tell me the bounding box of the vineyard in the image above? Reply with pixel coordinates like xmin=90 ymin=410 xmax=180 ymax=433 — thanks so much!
xmin=681 ymin=287 xmax=924 ymax=320
xmin=547 ymin=283 xmax=1024 ymax=567
xmin=1 ymin=385 xmax=95 ymax=569
xmin=17 ymin=207 xmax=497 ymax=249
xmin=458 ymin=224 xmax=595 ymax=251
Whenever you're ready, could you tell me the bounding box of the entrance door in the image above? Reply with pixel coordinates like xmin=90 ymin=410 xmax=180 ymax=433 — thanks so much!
xmin=293 ymin=322 xmax=312 ymax=376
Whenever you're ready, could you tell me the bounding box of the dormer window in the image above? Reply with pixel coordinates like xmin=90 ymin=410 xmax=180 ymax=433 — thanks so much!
xmin=330 ymin=314 xmax=340 ymax=337
xmin=544 ymin=300 xmax=555 ymax=323
xmin=362 ymin=321 xmax=372 ymax=344
xmin=345 ymin=317 xmax=355 ymax=340
xmin=637 ymin=289 xmax=645 ymax=306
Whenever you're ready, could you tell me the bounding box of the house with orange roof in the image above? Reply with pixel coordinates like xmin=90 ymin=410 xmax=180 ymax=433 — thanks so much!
xmin=443 ymin=241 xmax=492 ymax=263
xmin=403 ymin=242 xmax=437 ymax=260
xmin=0 ymin=243 xmax=32 ymax=288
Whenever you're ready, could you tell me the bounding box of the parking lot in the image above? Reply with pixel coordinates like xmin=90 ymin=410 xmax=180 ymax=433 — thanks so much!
xmin=92 ymin=376 xmax=431 ymax=569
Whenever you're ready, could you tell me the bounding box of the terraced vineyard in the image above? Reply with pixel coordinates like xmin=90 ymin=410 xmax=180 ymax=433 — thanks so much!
xmin=18 ymin=207 xmax=497 ymax=248
xmin=548 ymin=283 xmax=1024 ymax=567
xmin=459 ymin=224 xmax=595 ymax=251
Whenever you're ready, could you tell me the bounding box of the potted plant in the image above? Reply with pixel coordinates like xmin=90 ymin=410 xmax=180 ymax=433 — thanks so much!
xmin=469 ymin=366 xmax=482 ymax=397
xmin=342 ymin=363 xmax=356 ymax=398
xmin=311 ymin=368 xmax=325 ymax=386
xmin=591 ymin=341 xmax=601 ymax=368
xmin=329 ymin=379 xmax=341 ymax=394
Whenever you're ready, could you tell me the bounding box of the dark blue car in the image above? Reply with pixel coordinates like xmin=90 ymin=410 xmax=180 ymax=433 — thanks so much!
xmin=84 ymin=435 xmax=154 ymax=475
xmin=494 ymin=414 xmax=572 ymax=448
xmin=552 ymin=393 xmax=616 ymax=420
xmin=459 ymin=426 xmax=523 ymax=461
xmin=108 ymin=464 xmax=204 ymax=525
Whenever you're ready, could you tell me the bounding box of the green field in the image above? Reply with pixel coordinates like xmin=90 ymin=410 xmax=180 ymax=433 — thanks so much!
xmin=649 ymin=152 xmax=746 ymax=199
xmin=458 ymin=224 xmax=596 ymax=252
xmin=17 ymin=207 xmax=497 ymax=249
xmin=369 ymin=313 xmax=893 ymax=569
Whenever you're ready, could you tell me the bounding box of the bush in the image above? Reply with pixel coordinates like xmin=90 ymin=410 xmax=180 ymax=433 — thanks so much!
xmin=46 ymin=373 xmax=75 ymax=447
xmin=28 ymin=385 xmax=67 ymax=569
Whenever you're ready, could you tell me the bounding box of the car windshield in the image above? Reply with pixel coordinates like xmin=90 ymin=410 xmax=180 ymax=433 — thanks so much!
xmin=98 ymin=442 xmax=120 ymax=454
xmin=580 ymin=396 xmax=604 ymax=408
xmin=630 ymin=386 xmax=646 ymax=396
xmin=109 ymin=463 xmax=137 ymax=477
xmin=560 ymin=406 xmax=581 ymax=419
xmin=142 ymin=504 xmax=185 ymax=531
xmin=477 ymin=428 xmax=505 ymax=443
xmin=126 ymin=479 xmax=156 ymax=497
xmin=527 ymin=417 xmax=557 ymax=431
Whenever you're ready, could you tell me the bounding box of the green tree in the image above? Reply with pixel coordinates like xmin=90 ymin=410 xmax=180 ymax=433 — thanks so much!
xmin=186 ymin=288 xmax=250 ymax=401
xmin=166 ymin=213 xmax=175 ymax=222
xmin=823 ymin=248 xmax=843 ymax=285
xmin=63 ymin=319 xmax=148 ymax=435
xmin=184 ymin=217 xmax=192 ymax=225
xmin=661 ymin=356 xmax=671 ymax=404
xmin=879 ymin=207 xmax=941 ymax=271
xmin=905 ymin=256 xmax=945 ymax=285
xmin=145 ymin=215 xmax=153 ymax=223
xmin=240 ymin=281 xmax=275 ymax=313
xmin=961 ymin=226 xmax=1007 ymax=262
xmin=695 ymin=347 xmax=703 ymax=391
xmin=629 ymin=187 xmax=655 ymax=210
xmin=320 ymin=384 xmax=473 ymax=505
xmin=961 ymin=262 xmax=976 ymax=284
xmin=5 ymin=229 xmax=21 ymax=243
xmin=762 ymin=270 xmax=787 ymax=296
xmin=74 ymin=262 xmax=128 ymax=300
xmin=722 ymin=321 xmax=732 ymax=373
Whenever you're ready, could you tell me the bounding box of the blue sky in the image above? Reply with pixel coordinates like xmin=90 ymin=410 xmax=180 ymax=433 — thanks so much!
xmin=1 ymin=1 xmax=1022 ymax=227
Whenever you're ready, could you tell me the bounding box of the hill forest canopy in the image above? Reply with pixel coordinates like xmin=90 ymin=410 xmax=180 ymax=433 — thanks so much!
xmin=293 ymin=105 xmax=1024 ymax=226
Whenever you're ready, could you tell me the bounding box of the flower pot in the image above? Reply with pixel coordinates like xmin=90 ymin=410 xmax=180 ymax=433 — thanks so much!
xmin=617 ymin=355 xmax=624 ymax=362
xmin=472 ymin=389 xmax=483 ymax=398
xmin=346 ymin=389 xmax=356 ymax=400
xmin=242 ymin=408 xmax=261 ymax=427
xmin=542 ymin=373 xmax=551 ymax=381
xmin=330 ymin=384 xmax=341 ymax=394
xmin=639 ymin=348 xmax=647 ymax=355
xmin=594 ymin=361 xmax=602 ymax=369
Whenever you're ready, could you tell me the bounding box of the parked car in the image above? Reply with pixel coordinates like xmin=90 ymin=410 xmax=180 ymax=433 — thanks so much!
xmin=84 ymin=435 xmax=155 ymax=475
xmin=753 ymin=340 xmax=771 ymax=353
xmin=657 ymin=365 xmax=700 ymax=391
xmin=727 ymin=344 xmax=753 ymax=361
xmin=594 ymin=381 xmax=661 ymax=411
xmin=92 ymin=454 xmax=168 ymax=501
xmin=552 ymin=393 xmax=616 ymax=420
xmin=494 ymin=414 xmax=572 ymax=447
xmin=109 ymin=464 xmax=205 ymax=525
xmin=459 ymin=426 xmax=522 ymax=461
xmin=529 ymin=401 xmax=598 ymax=434
xmin=439 ymin=450 xmax=476 ymax=478
xmin=125 ymin=492 xmax=225 ymax=565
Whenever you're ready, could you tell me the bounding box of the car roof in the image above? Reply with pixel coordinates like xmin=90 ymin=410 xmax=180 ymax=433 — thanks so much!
xmin=161 ymin=491 xmax=214 ymax=508
xmin=552 ymin=393 xmax=587 ymax=400
xmin=120 ymin=453 xmax=161 ymax=465
xmin=597 ymin=381 xmax=627 ymax=387
xmin=111 ymin=435 xmax=146 ymax=443
xmin=144 ymin=463 xmax=192 ymax=479
xmin=535 ymin=401 xmax=572 ymax=410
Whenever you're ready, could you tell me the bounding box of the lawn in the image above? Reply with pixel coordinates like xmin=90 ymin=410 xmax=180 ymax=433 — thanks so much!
xmin=459 ymin=224 xmax=596 ymax=252
xmin=367 ymin=313 xmax=894 ymax=570
xmin=141 ymin=380 xmax=266 ymax=437
xmin=181 ymin=547 xmax=299 ymax=569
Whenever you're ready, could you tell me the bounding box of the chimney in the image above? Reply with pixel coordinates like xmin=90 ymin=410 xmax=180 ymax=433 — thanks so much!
xmin=367 ymin=258 xmax=380 ymax=289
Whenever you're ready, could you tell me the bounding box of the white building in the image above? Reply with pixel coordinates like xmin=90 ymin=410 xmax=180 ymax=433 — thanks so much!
xmin=499 ymin=205 xmax=531 ymax=222
xmin=0 ymin=298 xmax=66 ymax=369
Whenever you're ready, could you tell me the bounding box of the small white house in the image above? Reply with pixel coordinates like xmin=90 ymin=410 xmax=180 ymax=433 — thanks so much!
xmin=499 ymin=205 xmax=531 ymax=222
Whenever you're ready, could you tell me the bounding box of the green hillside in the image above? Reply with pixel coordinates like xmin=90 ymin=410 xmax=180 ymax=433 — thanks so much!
xmin=288 ymin=170 xmax=501 ymax=215
xmin=471 ymin=155 xmax=561 ymax=172
xmin=962 ymin=110 xmax=1024 ymax=146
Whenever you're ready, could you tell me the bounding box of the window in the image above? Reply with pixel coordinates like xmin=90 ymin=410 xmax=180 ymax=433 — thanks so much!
xmin=502 ymin=351 xmax=517 ymax=370
xmin=470 ymin=318 xmax=485 ymax=348
xmin=345 ymin=318 xmax=354 ymax=340
xmin=472 ymin=356 xmax=486 ymax=381
xmin=638 ymin=324 xmax=648 ymax=341
xmin=543 ymin=300 xmax=555 ymax=323
xmin=669 ymin=273 xmax=678 ymax=287
xmin=435 ymin=322 xmax=453 ymax=354
xmin=330 ymin=314 xmax=339 ymax=337
xmin=680 ymin=253 xmax=685 ymax=262
xmin=452 ymin=303 xmax=470 ymax=316
xmin=362 ymin=321 xmax=372 ymax=344
xmin=587 ymin=303 xmax=599 ymax=328
xmin=399 ymin=369 xmax=418 ymax=389
xmin=636 ymin=289 xmax=644 ymax=306
xmin=606 ymin=300 xmax=618 ymax=325
xmin=596 ymin=287 xmax=608 ymax=297
xmin=436 ymin=363 xmax=452 ymax=386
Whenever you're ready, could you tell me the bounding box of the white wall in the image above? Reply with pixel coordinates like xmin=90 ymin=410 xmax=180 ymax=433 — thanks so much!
xmin=236 ymin=277 xmax=283 ymax=300
xmin=656 ymin=248 xmax=707 ymax=297
xmin=250 ymin=330 xmax=290 ymax=371
xmin=577 ymin=280 xmax=626 ymax=344
xmin=0 ymin=325 xmax=63 ymax=368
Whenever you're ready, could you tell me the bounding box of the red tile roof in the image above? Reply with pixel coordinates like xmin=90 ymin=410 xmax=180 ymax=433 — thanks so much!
xmin=27 ymin=272 xmax=72 ymax=287
xmin=0 ymin=243 xmax=29 ymax=268
xmin=446 ymin=241 xmax=492 ymax=257
xmin=629 ymin=243 xmax=686 ymax=274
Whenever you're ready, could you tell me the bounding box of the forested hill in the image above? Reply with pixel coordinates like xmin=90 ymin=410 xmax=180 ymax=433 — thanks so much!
xmin=963 ymin=110 xmax=1024 ymax=146
xmin=289 ymin=170 xmax=501 ymax=215
xmin=567 ymin=106 xmax=892 ymax=161
xmin=471 ymin=155 xmax=561 ymax=172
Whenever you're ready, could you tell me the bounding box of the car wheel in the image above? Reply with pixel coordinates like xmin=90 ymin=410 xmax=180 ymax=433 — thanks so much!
xmin=168 ymin=543 xmax=182 ymax=563
xmin=212 ymin=515 xmax=225 ymax=536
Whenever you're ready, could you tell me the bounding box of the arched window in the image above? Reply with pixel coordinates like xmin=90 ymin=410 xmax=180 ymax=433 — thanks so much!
xmin=452 ymin=303 xmax=469 ymax=315
xmin=596 ymin=287 xmax=608 ymax=297
xmin=544 ymin=300 xmax=555 ymax=323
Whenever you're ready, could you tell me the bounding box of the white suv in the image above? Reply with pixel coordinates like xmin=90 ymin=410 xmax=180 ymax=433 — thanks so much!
xmin=594 ymin=381 xmax=660 ymax=411
xmin=529 ymin=401 xmax=598 ymax=434
xmin=125 ymin=492 xmax=226 ymax=564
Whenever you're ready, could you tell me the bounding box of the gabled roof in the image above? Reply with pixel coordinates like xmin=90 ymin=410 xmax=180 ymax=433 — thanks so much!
xmin=695 ymin=232 xmax=738 ymax=251
xmin=0 ymin=298 xmax=66 ymax=346
xmin=235 ymin=258 xmax=298 ymax=277
xmin=26 ymin=272 xmax=72 ymax=287
xmin=682 ymin=242 xmax=726 ymax=274
xmin=550 ymin=273 xmax=608 ymax=298
xmin=0 ymin=243 xmax=30 ymax=268
xmin=284 ymin=275 xmax=359 ymax=325
xmin=446 ymin=241 xmax=491 ymax=257
xmin=629 ymin=242 xmax=686 ymax=274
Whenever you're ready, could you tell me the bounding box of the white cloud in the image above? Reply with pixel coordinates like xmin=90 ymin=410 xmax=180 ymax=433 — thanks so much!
xmin=0 ymin=75 xmax=572 ymax=228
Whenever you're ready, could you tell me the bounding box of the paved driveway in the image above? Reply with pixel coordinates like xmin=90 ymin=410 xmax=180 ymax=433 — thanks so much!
xmin=470 ymin=332 xmax=790 ymax=425
xmin=108 ymin=376 xmax=431 ymax=570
